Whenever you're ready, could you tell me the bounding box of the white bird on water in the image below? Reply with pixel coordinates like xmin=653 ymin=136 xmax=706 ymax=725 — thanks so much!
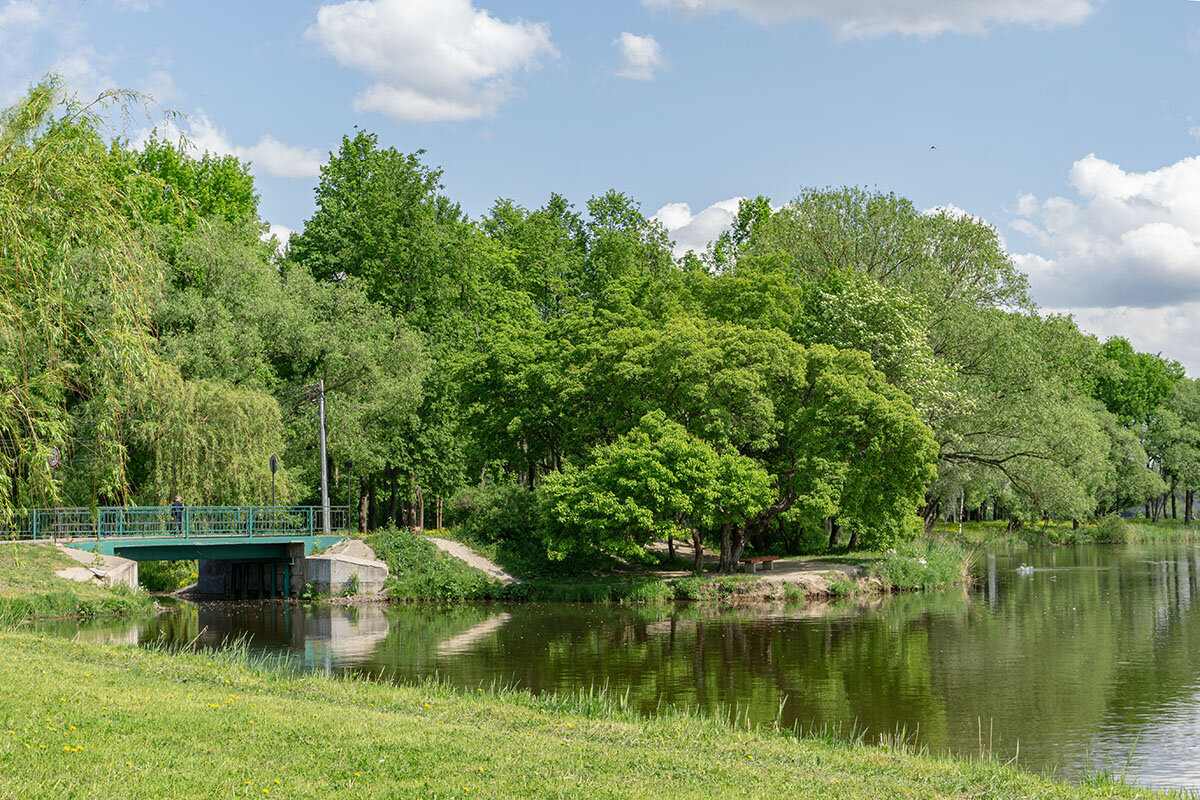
xmin=1016 ymin=563 xmax=1035 ymax=576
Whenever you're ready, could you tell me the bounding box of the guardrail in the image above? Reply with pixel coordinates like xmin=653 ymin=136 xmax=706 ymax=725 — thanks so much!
xmin=0 ymin=506 xmax=349 ymax=541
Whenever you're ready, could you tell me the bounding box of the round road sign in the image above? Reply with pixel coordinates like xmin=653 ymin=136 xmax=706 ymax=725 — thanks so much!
xmin=47 ymin=446 xmax=61 ymax=469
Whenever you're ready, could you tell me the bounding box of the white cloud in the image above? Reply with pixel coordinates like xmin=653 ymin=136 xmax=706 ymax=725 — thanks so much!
xmin=139 ymin=111 xmax=325 ymax=179
xmin=141 ymin=69 xmax=181 ymax=103
xmin=306 ymin=0 xmax=557 ymax=123
xmin=0 ymin=0 xmax=41 ymax=32
xmin=1013 ymin=154 xmax=1200 ymax=309
xmin=614 ymin=32 xmax=666 ymax=80
xmin=262 ymin=223 xmax=294 ymax=254
xmin=114 ymin=0 xmax=160 ymax=11
xmin=1043 ymin=303 xmax=1200 ymax=377
xmin=642 ymin=0 xmax=1094 ymax=38
xmin=654 ymin=197 xmax=745 ymax=257
xmin=51 ymin=44 xmax=118 ymax=102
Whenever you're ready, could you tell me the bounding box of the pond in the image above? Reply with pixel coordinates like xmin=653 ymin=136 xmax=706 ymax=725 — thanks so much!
xmin=35 ymin=542 xmax=1200 ymax=791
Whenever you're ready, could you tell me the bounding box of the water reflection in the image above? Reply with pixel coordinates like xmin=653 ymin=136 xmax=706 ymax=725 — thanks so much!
xmin=36 ymin=542 xmax=1200 ymax=791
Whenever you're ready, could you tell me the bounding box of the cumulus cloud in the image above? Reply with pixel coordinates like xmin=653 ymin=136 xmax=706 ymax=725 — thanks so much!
xmin=642 ymin=0 xmax=1094 ymax=38
xmin=262 ymin=223 xmax=295 ymax=254
xmin=139 ymin=112 xmax=325 ymax=179
xmin=306 ymin=0 xmax=557 ymax=123
xmin=51 ymin=44 xmax=118 ymax=103
xmin=0 ymin=0 xmax=41 ymax=33
xmin=614 ymin=32 xmax=666 ymax=80
xmin=1042 ymin=303 xmax=1200 ymax=377
xmin=654 ymin=197 xmax=745 ymax=257
xmin=1012 ymin=154 xmax=1200 ymax=309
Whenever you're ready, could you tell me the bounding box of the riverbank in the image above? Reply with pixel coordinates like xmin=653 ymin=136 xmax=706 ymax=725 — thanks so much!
xmin=0 ymin=542 xmax=154 ymax=624
xmin=939 ymin=518 xmax=1200 ymax=549
xmin=366 ymin=529 xmax=971 ymax=604
xmin=0 ymin=630 xmax=1175 ymax=799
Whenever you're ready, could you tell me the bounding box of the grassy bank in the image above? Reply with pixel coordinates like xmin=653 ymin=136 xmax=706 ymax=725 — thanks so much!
xmin=0 ymin=543 xmax=154 ymax=624
xmin=939 ymin=518 xmax=1200 ymax=549
xmin=0 ymin=630 xmax=1174 ymax=799
xmin=366 ymin=528 xmax=971 ymax=604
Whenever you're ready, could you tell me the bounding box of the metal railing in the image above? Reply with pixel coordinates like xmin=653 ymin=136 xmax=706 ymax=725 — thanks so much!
xmin=0 ymin=506 xmax=349 ymax=541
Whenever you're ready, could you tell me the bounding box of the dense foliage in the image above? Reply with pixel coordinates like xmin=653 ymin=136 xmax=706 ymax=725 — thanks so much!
xmin=5 ymin=81 xmax=1199 ymax=570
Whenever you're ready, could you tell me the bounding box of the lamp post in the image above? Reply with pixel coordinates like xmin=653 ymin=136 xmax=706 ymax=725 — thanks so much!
xmin=269 ymin=455 xmax=278 ymax=506
xmin=344 ymin=461 xmax=353 ymax=532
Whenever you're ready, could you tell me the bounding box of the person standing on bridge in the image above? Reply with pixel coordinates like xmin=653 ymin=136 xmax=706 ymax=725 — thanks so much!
xmin=170 ymin=495 xmax=184 ymax=535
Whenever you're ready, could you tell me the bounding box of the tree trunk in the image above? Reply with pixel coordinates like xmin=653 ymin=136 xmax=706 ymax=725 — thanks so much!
xmin=415 ymin=484 xmax=425 ymax=532
xmin=667 ymin=534 xmax=675 ymax=561
xmin=1072 ymin=519 xmax=1080 ymax=530
xmin=691 ymin=529 xmax=704 ymax=574
xmin=1186 ymin=489 xmax=1194 ymax=526
xmin=730 ymin=526 xmax=747 ymax=564
xmin=357 ymin=476 xmax=369 ymax=534
xmin=368 ymin=475 xmax=377 ymax=531
xmin=827 ymin=518 xmax=841 ymax=549
xmin=719 ymin=523 xmax=733 ymax=573
xmin=436 ymin=496 xmax=443 ymax=531
xmin=1172 ymin=483 xmax=1178 ymax=520
xmin=387 ymin=466 xmax=399 ymax=529
xmin=847 ymin=528 xmax=858 ymax=549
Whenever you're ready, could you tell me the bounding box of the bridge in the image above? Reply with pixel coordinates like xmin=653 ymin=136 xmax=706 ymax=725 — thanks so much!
xmin=5 ymin=506 xmax=350 ymax=598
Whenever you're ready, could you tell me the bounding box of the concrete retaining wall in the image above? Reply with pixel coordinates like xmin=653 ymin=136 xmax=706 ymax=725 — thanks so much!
xmin=303 ymin=553 xmax=388 ymax=595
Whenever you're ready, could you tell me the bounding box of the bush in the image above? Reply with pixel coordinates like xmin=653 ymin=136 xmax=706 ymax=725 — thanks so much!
xmin=447 ymin=482 xmax=537 ymax=543
xmin=369 ymin=526 xmax=501 ymax=602
xmin=872 ymin=538 xmax=970 ymax=591
xmin=1093 ymin=515 xmax=1130 ymax=544
xmin=138 ymin=560 xmax=198 ymax=593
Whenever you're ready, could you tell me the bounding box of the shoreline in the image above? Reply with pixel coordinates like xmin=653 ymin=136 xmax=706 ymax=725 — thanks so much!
xmin=0 ymin=630 xmax=1177 ymax=799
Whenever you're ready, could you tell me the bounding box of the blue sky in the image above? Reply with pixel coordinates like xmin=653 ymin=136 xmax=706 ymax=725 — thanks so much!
xmin=6 ymin=0 xmax=1200 ymax=370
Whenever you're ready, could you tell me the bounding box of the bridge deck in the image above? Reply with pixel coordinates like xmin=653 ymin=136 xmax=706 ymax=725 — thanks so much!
xmin=4 ymin=505 xmax=349 ymax=542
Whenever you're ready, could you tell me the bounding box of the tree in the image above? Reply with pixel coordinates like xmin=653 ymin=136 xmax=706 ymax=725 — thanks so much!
xmin=0 ymin=80 xmax=163 ymax=510
xmin=537 ymin=411 xmax=773 ymax=568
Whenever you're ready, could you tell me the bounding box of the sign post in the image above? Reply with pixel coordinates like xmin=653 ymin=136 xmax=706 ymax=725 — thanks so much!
xmin=47 ymin=446 xmax=60 ymax=540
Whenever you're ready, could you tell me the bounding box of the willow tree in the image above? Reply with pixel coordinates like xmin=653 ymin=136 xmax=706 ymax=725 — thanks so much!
xmin=136 ymin=370 xmax=291 ymax=506
xmin=0 ymin=79 xmax=162 ymax=512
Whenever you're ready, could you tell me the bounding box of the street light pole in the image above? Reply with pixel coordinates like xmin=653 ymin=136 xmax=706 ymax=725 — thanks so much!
xmin=317 ymin=379 xmax=331 ymax=534
xmin=344 ymin=460 xmax=353 ymax=532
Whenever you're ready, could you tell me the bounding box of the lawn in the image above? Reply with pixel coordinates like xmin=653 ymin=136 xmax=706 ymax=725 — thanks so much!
xmin=0 ymin=631 xmax=1177 ymax=799
xmin=0 ymin=543 xmax=154 ymax=623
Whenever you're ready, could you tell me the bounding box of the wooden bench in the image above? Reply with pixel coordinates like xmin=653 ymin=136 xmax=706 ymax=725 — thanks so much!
xmin=739 ymin=556 xmax=780 ymax=573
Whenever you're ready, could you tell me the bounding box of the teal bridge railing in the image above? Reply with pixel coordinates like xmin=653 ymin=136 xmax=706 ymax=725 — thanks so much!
xmin=3 ymin=506 xmax=349 ymax=541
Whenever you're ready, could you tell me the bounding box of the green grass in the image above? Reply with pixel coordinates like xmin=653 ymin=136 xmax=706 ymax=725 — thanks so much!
xmin=0 ymin=631 xmax=1179 ymax=800
xmin=938 ymin=519 xmax=1200 ymax=548
xmin=371 ymin=526 xmax=972 ymax=603
xmin=367 ymin=528 xmax=507 ymax=602
xmin=0 ymin=543 xmax=155 ymax=624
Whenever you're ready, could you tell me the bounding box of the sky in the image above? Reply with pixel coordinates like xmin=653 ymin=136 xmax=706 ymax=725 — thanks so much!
xmin=5 ymin=0 xmax=1200 ymax=372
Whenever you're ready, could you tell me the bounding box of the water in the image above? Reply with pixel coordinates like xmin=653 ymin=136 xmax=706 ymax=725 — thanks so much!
xmin=34 ymin=542 xmax=1200 ymax=791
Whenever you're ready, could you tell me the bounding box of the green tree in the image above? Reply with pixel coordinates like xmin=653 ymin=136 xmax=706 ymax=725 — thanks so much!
xmin=537 ymin=411 xmax=773 ymax=568
xmin=0 ymin=80 xmax=163 ymax=510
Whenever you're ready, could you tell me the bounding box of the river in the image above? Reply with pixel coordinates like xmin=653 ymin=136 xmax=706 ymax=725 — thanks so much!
xmin=33 ymin=542 xmax=1200 ymax=791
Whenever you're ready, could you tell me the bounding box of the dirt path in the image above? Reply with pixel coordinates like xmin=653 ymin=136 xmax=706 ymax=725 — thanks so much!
xmin=425 ymin=537 xmax=521 ymax=584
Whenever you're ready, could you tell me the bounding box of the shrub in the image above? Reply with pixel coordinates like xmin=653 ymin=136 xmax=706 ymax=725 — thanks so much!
xmin=138 ymin=560 xmax=198 ymax=593
xmin=447 ymin=482 xmax=537 ymax=543
xmin=872 ymin=538 xmax=970 ymax=591
xmin=1093 ymin=515 xmax=1130 ymax=544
